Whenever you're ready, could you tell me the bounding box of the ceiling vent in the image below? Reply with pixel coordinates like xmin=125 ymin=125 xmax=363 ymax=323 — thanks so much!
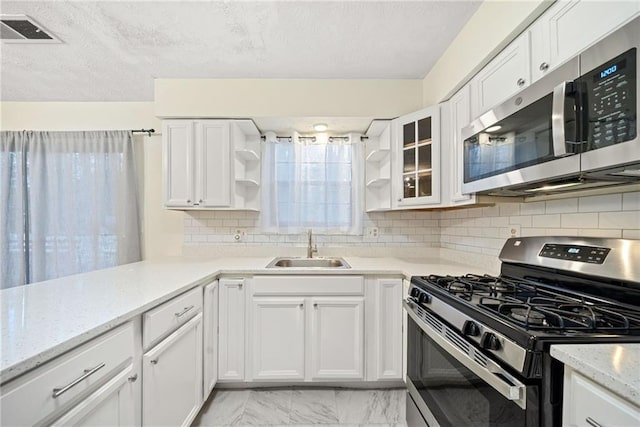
xmin=1 ymin=14 xmax=60 ymax=43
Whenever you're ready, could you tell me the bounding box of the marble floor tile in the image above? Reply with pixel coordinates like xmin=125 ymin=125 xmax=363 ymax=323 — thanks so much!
xmin=239 ymin=389 xmax=293 ymax=425
xmin=289 ymin=389 xmax=339 ymax=424
xmin=335 ymin=389 xmax=405 ymax=424
xmin=194 ymin=390 xmax=251 ymax=426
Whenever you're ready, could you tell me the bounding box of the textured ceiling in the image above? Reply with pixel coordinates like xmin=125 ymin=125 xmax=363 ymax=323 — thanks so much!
xmin=1 ymin=0 xmax=481 ymax=102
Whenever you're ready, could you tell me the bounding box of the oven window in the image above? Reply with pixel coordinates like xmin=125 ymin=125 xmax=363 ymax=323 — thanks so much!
xmin=407 ymin=316 xmax=527 ymax=427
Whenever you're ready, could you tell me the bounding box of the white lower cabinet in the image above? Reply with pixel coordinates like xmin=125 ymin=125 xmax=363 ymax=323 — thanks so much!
xmin=250 ymin=297 xmax=306 ymax=380
xmin=218 ymin=278 xmax=246 ymax=381
xmin=203 ymin=280 xmax=219 ymax=398
xmin=563 ymin=366 xmax=640 ymax=427
xmin=309 ymin=297 xmax=364 ymax=380
xmin=51 ymin=365 xmax=137 ymax=426
xmin=142 ymin=313 xmax=203 ymax=427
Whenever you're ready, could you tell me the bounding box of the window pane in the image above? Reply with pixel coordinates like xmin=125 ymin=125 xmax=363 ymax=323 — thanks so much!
xmin=404 ymin=148 xmax=416 ymax=173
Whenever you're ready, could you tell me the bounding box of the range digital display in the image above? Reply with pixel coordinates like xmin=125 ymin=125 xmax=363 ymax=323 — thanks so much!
xmin=539 ymin=244 xmax=611 ymax=264
xmin=567 ymin=248 xmax=580 ymax=254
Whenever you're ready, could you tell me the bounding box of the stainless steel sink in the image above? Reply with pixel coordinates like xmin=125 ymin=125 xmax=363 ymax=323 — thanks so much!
xmin=266 ymin=257 xmax=351 ymax=269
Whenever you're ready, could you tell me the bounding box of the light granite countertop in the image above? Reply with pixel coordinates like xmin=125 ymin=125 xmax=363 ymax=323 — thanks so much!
xmin=0 ymin=255 xmax=488 ymax=384
xmin=551 ymin=344 xmax=640 ymax=406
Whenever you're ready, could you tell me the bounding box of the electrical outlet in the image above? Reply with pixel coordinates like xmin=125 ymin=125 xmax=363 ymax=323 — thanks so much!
xmin=233 ymin=229 xmax=246 ymax=242
xmin=366 ymin=227 xmax=379 ymax=238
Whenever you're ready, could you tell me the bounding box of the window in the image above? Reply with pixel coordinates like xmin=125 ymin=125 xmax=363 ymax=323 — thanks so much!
xmin=261 ymin=134 xmax=363 ymax=234
xmin=0 ymin=130 xmax=142 ymax=289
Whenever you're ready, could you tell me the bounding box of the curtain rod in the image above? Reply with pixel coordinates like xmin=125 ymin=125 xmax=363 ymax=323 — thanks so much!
xmin=132 ymin=129 xmax=155 ymax=136
xmin=260 ymin=135 xmax=369 ymax=141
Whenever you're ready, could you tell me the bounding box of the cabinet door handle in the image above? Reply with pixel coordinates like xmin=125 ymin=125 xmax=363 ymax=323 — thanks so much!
xmin=299 ymin=303 xmax=304 ymax=309
xmin=186 ymin=199 xmax=191 ymax=204
xmin=313 ymin=303 xmax=318 ymax=308
xmin=128 ymin=373 xmax=138 ymax=383
xmin=539 ymin=62 xmax=549 ymax=71
xmin=150 ymin=358 xmax=159 ymax=365
xmin=52 ymin=363 xmax=106 ymax=398
xmin=199 ymin=199 xmax=203 ymax=203
xmin=175 ymin=305 xmax=195 ymax=318
xmin=397 ymin=198 xmax=402 ymax=202
xmin=238 ymin=283 xmax=243 ymax=290
xmin=517 ymin=78 xmax=526 ymax=87
xmin=585 ymin=418 xmax=603 ymax=427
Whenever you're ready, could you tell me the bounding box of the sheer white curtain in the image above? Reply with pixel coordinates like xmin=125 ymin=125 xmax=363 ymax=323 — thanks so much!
xmin=0 ymin=130 xmax=142 ymax=289
xmin=262 ymin=132 xmax=363 ymax=235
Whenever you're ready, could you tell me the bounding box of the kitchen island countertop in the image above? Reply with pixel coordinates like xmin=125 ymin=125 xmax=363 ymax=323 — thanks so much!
xmin=1 ymin=254 xmax=490 ymax=384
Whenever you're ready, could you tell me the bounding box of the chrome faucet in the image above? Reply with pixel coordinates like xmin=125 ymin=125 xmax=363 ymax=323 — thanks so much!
xmin=307 ymin=229 xmax=318 ymax=258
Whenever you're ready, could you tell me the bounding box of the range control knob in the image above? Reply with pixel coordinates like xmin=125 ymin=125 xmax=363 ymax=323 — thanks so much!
xmin=418 ymin=292 xmax=431 ymax=305
xmin=480 ymin=332 xmax=501 ymax=351
xmin=462 ymin=320 xmax=480 ymax=337
xmin=410 ymin=288 xmax=421 ymax=298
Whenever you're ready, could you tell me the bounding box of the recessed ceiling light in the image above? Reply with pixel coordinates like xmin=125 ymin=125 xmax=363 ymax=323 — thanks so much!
xmin=314 ymin=123 xmax=328 ymax=132
xmin=485 ymin=125 xmax=502 ymax=133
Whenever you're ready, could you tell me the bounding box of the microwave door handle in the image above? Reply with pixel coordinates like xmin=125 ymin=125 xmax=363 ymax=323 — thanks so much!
xmin=552 ymin=81 xmax=574 ymax=157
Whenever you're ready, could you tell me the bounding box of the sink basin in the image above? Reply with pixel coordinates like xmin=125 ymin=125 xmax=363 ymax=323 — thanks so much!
xmin=266 ymin=257 xmax=351 ymax=269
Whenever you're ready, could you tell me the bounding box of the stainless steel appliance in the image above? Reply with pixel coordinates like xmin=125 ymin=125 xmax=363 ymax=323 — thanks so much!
xmin=404 ymin=237 xmax=640 ymax=426
xmin=462 ymin=17 xmax=640 ymax=196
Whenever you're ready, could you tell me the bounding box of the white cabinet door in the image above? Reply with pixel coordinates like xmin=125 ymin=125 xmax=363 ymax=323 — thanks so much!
xmin=531 ymin=0 xmax=640 ymax=83
xmin=309 ymin=297 xmax=364 ymax=380
xmin=563 ymin=367 xmax=640 ymax=427
xmin=203 ymin=281 xmax=219 ymax=398
xmin=471 ymin=32 xmax=531 ymax=118
xmin=393 ymin=105 xmax=441 ymax=208
xmin=218 ymin=278 xmax=245 ymax=381
xmin=197 ymin=121 xmax=231 ymax=207
xmin=250 ymin=297 xmax=306 ymax=381
xmin=163 ymin=120 xmax=195 ymax=207
xmin=142 ymin=314 xmax=203 ymax=427
xmin=442 ymin=84 xmax=475 ymax=206
xmin=51 ymin=365 xmax=136 ymax=427
xmin=366 ymin=279 xmax=403 ymax=381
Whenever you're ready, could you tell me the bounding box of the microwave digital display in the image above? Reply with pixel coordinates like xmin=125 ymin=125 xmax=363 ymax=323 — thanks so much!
xmin=593 ymin=58 xmax=627 ymax=82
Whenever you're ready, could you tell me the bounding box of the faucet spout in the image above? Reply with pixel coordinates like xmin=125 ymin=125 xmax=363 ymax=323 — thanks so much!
xmin=307 ymin=229 xmax=318 ymax=258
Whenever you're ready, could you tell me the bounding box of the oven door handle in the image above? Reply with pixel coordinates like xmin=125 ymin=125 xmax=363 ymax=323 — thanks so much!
xmin=404 ymin=301 xmax=527 ymax=409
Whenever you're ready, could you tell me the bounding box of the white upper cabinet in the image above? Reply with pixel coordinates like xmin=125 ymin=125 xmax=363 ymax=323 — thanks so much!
xmin=163 ymin=119 xmax=261 ymax=210
xmin=392 ymin=105 xmax=441 ymax=208
xmin=365 ymin=120 xmax=393 ymax=212
xmin=530 ymin=0 xmax=640 ymax=84
xmin=470 ymin=31 xmax=531 ymax=118
xmin=441 ymin=84 xmax=476 ymax=207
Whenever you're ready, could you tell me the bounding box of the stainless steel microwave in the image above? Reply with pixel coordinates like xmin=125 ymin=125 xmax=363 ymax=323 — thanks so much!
xmin=461 ymin=16 xmax=640 ymax=196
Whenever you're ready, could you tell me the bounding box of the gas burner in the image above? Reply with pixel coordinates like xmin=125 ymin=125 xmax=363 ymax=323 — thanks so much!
xmin=447 ymin=281 xmax=470 ymax=293
xmin=510 ymin=308 xmax=547 ymax=326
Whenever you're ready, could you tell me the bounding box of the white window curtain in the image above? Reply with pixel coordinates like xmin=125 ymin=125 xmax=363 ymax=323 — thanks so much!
xmin=0 ymin=130 xmax=142 ymax=289
xmin=262 ymin=132 xmax=364 ymax=235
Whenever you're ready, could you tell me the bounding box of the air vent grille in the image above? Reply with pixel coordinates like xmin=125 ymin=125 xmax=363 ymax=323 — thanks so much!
xmin=1 ymin=15 xmax=60 ymax=43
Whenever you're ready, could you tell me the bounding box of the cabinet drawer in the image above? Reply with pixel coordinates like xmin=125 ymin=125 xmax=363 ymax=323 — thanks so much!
xmin=253 ymin=276 xmax=364 ymax=295
xmin=563 ymin=367 xmax=640 ymax=426
xmin=0 ymin=322 xmax=134 ymax=427
xmin=143 ymin=286 xmax=203 ymax=349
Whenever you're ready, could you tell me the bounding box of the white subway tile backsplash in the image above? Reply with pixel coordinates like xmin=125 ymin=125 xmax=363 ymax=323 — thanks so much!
xmin=185 ymin=191 xmax=639 ymax=254
xmin=546 ymin=198 xmax=578 ymax=214
xmin=599 ymin=211 xmax=640 ymax=229
xmin=623 ymin=192 xmax=640 ymax=211
xmin=578 ymin=194 xmax=622 ymax=212
xmin=532 ymin=214 xmax=561 ymax=228
xmin=560 ymin=213 xmax=599 ymax=229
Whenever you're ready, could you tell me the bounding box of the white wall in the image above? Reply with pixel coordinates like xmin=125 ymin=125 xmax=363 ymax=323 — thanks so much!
xmin=0 ymin=102 xmax=184 ymax=260
xmin=421 ymin=0 xmax=551 ymax=105
xmin=155 ymin=79 xmax=423 ymax=119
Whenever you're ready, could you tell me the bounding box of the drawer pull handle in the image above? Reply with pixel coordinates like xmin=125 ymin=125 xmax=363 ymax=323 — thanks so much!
xmin=52 ymin=362 xmax=106 ymax=398
xmin=585 ymin=417 xmax=603 ymax=427
xmin=175 ymin=305 xmax=195 ymax=318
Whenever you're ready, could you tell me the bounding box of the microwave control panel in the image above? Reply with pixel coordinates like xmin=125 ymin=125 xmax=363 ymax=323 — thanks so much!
xmin=583 ymin=48 xmax=637 ymax=149
xmin=539 ymin=244 xmax=611 ymax=264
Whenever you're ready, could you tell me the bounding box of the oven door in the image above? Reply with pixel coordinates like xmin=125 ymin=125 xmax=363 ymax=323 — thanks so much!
xmin=404 ymin=301 xmax=539 ymax=427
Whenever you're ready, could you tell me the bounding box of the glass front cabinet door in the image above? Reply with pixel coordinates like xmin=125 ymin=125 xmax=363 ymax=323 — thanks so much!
xmin=393 ymin=105 xmax=441 ymax=207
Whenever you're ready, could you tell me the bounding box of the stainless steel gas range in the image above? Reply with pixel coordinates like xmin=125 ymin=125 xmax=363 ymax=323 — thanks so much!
xmin=404 ymin=237 xmax=640 ymax=427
